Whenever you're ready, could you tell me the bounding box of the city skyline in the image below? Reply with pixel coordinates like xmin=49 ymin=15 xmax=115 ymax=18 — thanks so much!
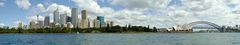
xmin=1 ymin=0 xmax=240 ymax=28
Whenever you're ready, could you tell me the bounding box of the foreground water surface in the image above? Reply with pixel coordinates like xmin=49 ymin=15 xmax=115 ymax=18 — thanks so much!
xmin=0 ymin=33 xmax=239 ymax=45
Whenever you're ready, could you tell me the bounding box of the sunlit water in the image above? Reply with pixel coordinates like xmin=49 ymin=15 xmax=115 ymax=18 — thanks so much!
xmin=0 ymin=33 xmax=239 ymax=45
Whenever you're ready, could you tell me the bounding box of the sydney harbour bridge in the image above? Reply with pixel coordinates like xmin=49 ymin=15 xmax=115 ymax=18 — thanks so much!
xmin=181 ymin=21 xmax=224 ymax=32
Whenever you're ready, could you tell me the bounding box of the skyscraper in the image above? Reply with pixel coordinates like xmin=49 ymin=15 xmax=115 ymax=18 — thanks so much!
xmin=71 ymin=8 xmax=79 ymax=28
xmin=93 ymin=19 xmax=100 ymax=28
xmin=66 ymin=16 xmax=72 ymax=23
xmin=82 ymin=10 xmax=87 ymax=20
xmin=88 ymin=19 xmax=91 ymax=28
xmin=106 ymin=21 xmax=114 ymax=27
xmin=80 ymin=10 xmax=88 ymax=28
xmin=38 ymin=20 xmax=44 ymax=28
xmin=80 ymin=19 xmax=88 ymax=28
xmin=29 ymin=21 xmax=36 ymax=29
xmin=18 ymin=22 xmax=23 ymax=29
xmin=44 ymin=15 xmax=50 ymax=28
xmin=110 ymin=21 xmax=114 ymax=27
xmin=97 ymin=16 xmax=105 ymax=28
xmin=60 ymin=13 xmax=66 ymax=25
xmin=54 ymin=9 xmax=60 ymax=24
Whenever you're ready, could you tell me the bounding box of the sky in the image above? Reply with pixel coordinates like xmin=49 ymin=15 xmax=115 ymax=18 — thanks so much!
xmin=1 ymin=0 xmax=240 ymax=28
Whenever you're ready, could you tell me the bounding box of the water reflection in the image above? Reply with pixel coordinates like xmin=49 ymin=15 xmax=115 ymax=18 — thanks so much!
xmin=0 ymin=33 xmax=239 ymax=45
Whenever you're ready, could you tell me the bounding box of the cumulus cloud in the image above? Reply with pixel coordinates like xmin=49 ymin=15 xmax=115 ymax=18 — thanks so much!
xmin=15 ymin=0 xmax=31 ymax=9
xmin=110 ymin=0 xmax=171 ymax=10
xmin=14 ymin=0 xmax=228 ymax=28
xmin=107 ymin=0 xmax=240 ymax=27
xmin=72 ymin=0 xmax=113 ymax=14
xmin=71 ymin=0 xmax=173 ymax=27
xmin=0 ymin=23 xmax=5 ymax=27
xmin=37 ymin=3 xmax=45 ymax=12
xmin=46 ymin=3 xmax=71 ymax=15
xmin=27 ymin=3 xmax=71 ymax=24
xmin=14 ymin=21 xmax=24 ymax=25
xmin=0 ymin=0 xmax=5 ymax=7
xmin=72 ymin=0 xmax=102 ymax=13
xmin=27 ymin=15 xmax=44 ymax=21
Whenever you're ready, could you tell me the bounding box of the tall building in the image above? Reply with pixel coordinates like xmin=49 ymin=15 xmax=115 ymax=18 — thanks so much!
xmin=23 ymin=25 xmax=28 ymax=29
xmin=80 ymin=19 xmax=88 ymax=28
xmin=54 ymin=9 xmax=60 ymax=24
xmin=88 ymin=19 xmax=91 ymax=28
xmin=82 ymin=10 xmax=87 ymax=20
xmin=71 ymin=8 xmax=79 ymax=28
xmin=110 ymin=21 xmax=114 ymax=27
xmin=66 ymin=16 xmax=72 ymax=23
xmin=29 ymin=21 xmax=36 ymax=29
xmin=38 ymin=20 xmax=44 ymax=28
xmin=44 ymin=15 xmax=50 ymax=28
xmin=80 ymin=10 xmax=88 ymax=28
xmin=106 ymin=21 xmax=114 ymax=27
xmin=18 ymin=22 xmax=23 ymax=29
xmin=93 ymin=19 xmax=100 ymax=28
xmin=60 ymin=13 xmax=66 ymax=25
xmin=97 ymin=16 xmax=105 ymax=28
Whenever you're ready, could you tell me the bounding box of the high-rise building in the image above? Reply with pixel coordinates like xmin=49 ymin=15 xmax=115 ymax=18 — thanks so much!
xmin=71 ymin=8 xmax=79 ymax=28
xmin=60 ymin=13 xmax=66 ymax=25
xmin=82 ymin=10 xmax=87 ymax=20
xmin=38 ymin=20 xmax=44 ymax=28
xmin=23 ymin=25 xmax=28 ymax=29
xmin=66 ymin=16 xmax=72 ymax=23
xmin=80 ymin=10 xmax=88 ymax=28
xmin=44 ymin=15 xmax=50 ymax=28
xmin=29 ymin=21 xmax=36 ymax=29
xmin=110 ymin=21 xmax=114 ymax=27
xmin=106 ymin=21 xmax=114 ymax=27
xmin=88 ymin=19 xmax=91 ymax=28
xmin=18 ymin=22 xmax=23 ymax=29
xmin=80 ymin=19 xmax=88 ymax=28
xmin=93 ymin=19 xmax=100 ymax=28
xmin=97 ymin=16 xmax=105 ymax=28
xmin=54 ymin=9 xmax=60 ymax=24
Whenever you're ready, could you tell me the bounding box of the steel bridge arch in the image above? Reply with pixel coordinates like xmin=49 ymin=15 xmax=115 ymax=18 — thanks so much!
xmin=182 ymin=21 xmax=223 ymax=32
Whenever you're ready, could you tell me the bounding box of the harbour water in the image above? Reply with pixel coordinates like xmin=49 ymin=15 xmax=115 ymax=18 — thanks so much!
xmin=0 ymin=33 xmax=239 ymax=45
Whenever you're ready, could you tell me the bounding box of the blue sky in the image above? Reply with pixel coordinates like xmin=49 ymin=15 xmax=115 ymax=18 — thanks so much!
xmin=0 ymin=0 xmax=240 ymax=28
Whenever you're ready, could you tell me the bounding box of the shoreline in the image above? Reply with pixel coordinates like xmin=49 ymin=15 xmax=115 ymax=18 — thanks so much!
xmin=0 ymin=32 xmax=238 ymax=34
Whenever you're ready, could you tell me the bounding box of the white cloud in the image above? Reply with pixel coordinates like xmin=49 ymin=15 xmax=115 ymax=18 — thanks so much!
xmin=5 ymin=0 xmax=240 ymax=28
xmin=72 ymin=0 xmax=113 ymax=14
xmin=27 ymin=3 xmax=71 ymax=24
xmin=68 ymin=0 xmax=240 ymax=28
xmin=71 ymin=0 xmax=174 ymax=27
xmin=0 ymin=23 xmax=5 ymax=27
xmin=119 ymin=0 xmax=240 ymax=27
xmin=27 ymin=15 xmax=44 ymax=21
xmin=0 ymin=3 xmax=3 ymax=7
xmin=46 ymin=3 xmax=71 ymax=15
xmin=14 ymin=21 xmax=23 ymax=25
xmin=0 ymin=0 xmax=6 ymax=7
xmin=72 ymin=0 xmax=101 ymax=13
xmin=15 ymin=0 xmax=31 ymax=9
xmin=111 ymin=0 xmax=171 ymax=9
xmin=26 ymin=3 xmax=46 ymax=18
xmin=37 ymin=3 xmax=45 ymax=12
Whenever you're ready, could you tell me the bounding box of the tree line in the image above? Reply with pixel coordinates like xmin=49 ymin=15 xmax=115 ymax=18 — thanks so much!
xmin=0 ymin=25 xmax=158 ymax=33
